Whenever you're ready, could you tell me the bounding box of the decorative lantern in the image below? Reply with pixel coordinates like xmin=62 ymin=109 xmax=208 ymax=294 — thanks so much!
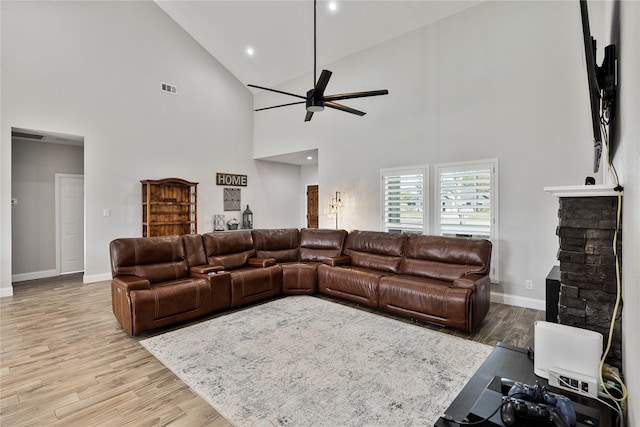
xmin=242 ymin=205 xmax=253 ymax=229
xmin=328 ymin=191 xmax=342 ymax=229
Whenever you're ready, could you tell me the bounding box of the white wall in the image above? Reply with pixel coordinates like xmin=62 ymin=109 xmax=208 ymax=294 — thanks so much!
xmin=254 ymin=159 xmax=304 ymax=229
xmin=0 ymin=0 xmax=301 ymax=294
xmin=254 ymin=0 xmax=597 ymax=304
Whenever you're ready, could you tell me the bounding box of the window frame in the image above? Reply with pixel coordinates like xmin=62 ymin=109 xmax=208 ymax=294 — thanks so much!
xmin=435 ymin=159 xmax=499 ymax=283
xmin=380 ymin=165 xmax=429 ymax=235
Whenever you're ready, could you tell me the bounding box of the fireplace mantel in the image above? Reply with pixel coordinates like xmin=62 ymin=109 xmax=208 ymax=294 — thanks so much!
xmin=544 ymin=185 xmax=619 ymax=198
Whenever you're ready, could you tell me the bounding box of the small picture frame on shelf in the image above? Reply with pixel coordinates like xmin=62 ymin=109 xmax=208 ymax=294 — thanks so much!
xmin=214 ymin=214 xmax=225 ymax=231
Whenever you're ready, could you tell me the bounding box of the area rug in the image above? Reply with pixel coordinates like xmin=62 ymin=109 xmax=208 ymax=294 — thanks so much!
xmin=140 ymin=296 xmax=492 ymax=426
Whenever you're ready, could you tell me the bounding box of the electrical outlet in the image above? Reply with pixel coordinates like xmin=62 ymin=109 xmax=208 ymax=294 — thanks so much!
xmin=525 ymin=280 xmax=533 ymax=290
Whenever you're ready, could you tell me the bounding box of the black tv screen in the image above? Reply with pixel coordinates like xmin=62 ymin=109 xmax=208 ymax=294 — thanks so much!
xmin=579 ymin=0 xmax=603 ymax=173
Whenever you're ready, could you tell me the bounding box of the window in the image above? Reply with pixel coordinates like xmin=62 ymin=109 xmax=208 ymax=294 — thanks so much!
xmin=436 ymin=160 xmax=499 ymax=282
xmin=381 ymin=166 xmax=428 ymax=234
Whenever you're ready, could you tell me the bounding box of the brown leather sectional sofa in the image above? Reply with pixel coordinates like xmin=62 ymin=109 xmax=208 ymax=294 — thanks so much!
xmin=110 ymin=228 xmax=492 ymax=336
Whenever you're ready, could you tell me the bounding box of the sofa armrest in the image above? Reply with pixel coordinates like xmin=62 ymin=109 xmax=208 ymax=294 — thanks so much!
xmin=190 ymin=264 xmax=224 ymax=275
xmin=453 ymin=274 xmax=491 ymax=292
xmin=322 ymin=255 xmax=351 ymax=267
xmin=112 ymin=275 xmax=151 ymax=292
xmin=247 ymin=257 xmax=277 ymax=268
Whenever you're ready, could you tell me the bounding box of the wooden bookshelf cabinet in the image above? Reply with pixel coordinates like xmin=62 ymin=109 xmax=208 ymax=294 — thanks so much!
xmin=141 ymin=178 xmax=198 ymax=237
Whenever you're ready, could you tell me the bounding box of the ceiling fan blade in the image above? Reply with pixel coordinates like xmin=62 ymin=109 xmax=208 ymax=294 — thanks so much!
xmin=315 ymin=70 xmax=333 ymax=95
xmin=305 ymin=111 xmax=314 ymax=122
xmin=324 ymin=89 xmax=389 ymax=102
xmin=254 ymin=101 xmax=306 ymax=112
xmin=250 ymin=0 xmax=387 ymax=122
xmin=325 ymin=101 xmax=366 ymax=117
xmin=247 ymin=84 xmax=307 ymax=100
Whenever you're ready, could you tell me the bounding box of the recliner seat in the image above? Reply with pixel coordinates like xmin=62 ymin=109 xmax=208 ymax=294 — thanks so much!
xmin=110 ymin=236 xmax=213 ymax=335
xmin=202 ymin=231 xmax=282 ymax=308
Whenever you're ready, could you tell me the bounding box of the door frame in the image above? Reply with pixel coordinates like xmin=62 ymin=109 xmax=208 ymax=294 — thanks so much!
xmin=55 ymin=173 xmax=85 ymax=275
xmin=305 ymin=183 xmax=319 ymax=228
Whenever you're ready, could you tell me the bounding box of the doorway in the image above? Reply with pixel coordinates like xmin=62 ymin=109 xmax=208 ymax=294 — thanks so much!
xmin=11 ymin=128 xmax=85 ymax=282
xmin=306 ymin=185 xmax=318 ymax=228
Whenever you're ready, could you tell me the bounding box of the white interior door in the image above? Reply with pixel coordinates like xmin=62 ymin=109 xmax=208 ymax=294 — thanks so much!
xmin=56 ymin=174 xmax=84 ymax=274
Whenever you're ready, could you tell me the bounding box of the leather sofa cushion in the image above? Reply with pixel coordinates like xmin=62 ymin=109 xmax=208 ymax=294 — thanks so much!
xmin=379 ymin=275 xmax=452 ymax=319
xmin=203 ymin=231 xmax=256 ymax=270
xmin=154 ymin=279 xmax=206 ymax=319
xmin=281 ymin=262 xmax=318 ymax=295
xmin=400 ymin=235 xmax=492 ymax=281
xmin=127 ymin=277 xmax=212 ymax=333
xmin=110 ymin=236 xmax=189 ymax=283
xmin=317 ymin=264 xmax=382 ymax=307
xmin=299 ymin=228 xmax=347 ymax=262
xmin=252 ymin=228 xmax=300 ymax=262
xmin=229 ymin=265 xmax=283 ymax=307
xmin=379 ymin=274 xmax=471 ymax=330
xmin=182 ymin=234 xmax=208 ymax=267
xmin=401 ymin=259 xmax=473 ymax=282
xmin=344 ymin=230 xmax=407 ymax=273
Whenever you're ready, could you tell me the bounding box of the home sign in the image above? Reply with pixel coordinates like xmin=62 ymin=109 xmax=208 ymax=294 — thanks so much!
xmin=216 ymin=173 xmax=247 ymax=187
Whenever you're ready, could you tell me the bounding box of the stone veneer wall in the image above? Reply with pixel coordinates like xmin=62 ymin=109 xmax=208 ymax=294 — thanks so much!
xmin=556 ymin=196 xmax=622 ymax=370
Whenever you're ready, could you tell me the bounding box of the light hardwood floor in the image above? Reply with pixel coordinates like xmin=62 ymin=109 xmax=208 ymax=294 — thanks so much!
xmin=1 ymin=274 xmax=544 ymax=426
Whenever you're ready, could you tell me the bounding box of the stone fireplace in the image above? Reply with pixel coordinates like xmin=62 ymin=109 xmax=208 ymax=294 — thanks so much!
xmin=545 ymin=185 xmax=623 ymax=370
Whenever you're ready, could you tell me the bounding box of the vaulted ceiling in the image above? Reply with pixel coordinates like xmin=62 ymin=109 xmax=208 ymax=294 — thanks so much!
xmin=154 ymin=1 xmax=484 ymax=165
xmin=155 ymin=1 xmax=483 ymax=90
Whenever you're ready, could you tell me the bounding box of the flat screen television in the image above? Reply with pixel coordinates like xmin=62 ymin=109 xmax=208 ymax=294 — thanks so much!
xmin=579 ymin=0 xmax=617 ymax=173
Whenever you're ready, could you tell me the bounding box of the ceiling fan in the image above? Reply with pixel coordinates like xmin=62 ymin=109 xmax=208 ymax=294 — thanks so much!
xmin=248 ymin=0 xmax=389 ymax=122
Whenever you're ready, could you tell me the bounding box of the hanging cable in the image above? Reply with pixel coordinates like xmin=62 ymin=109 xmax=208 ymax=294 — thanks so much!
xmin=596 ymin=117 xmax=627 ymax=415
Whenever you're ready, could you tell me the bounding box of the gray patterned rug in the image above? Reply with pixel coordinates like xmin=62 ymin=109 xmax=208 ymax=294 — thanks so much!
xmin=140 ymin=296 xmax=492 ymax=426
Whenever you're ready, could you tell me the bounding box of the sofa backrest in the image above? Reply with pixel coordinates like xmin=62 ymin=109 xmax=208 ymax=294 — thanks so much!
xmin=344 ymin=230 xmax=407 ymax=273
xmin=202 ymin=231 xmax=256 ymax=270
xmin=299 ymin=228 xmax=348 ymax=262
xmin=400 ymin=235 xmax=492 ymax=281
xmin=110 ymin=236 xmax=189 ymax=283
xmin=252 ymin=228 xmax=300 ymax=262
xmin=182 ymin=234 xmax=208 ymax=267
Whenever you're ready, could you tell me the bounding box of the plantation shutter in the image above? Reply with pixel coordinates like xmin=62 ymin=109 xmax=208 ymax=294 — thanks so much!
xmin=381 ymin=167 xmax=427 ymax=234
xmin=436 ymin=160 xmax=499 ymax=282
xmin=438 ymin=166 xmax=492 ymax=238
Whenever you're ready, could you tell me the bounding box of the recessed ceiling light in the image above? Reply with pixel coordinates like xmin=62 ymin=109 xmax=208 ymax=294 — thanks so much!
xmin=246 ymin=47 xmax=255 ymax=56
xmin=328 ymin=2 xmax=338 ymax=12
xmin=307 ymin=156 xmax=313 ymax=160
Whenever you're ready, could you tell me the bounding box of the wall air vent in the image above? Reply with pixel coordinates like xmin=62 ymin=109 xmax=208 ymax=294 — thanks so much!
xmin=161 ymin=82 xmax=178 ymax=95
xmin=11 ymin=131 xmax=44 ymax=140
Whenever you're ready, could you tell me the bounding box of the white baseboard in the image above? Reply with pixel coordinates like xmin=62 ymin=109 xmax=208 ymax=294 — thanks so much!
xmin=83 ymin=272 xmax=111 ymax=284
xmin=491 ymin=291 xmax=546 ymax=311
xmin=12 ymin=269 xmax=58 ymax=283
xmin=0 ymin=286 xmax=14 ymax=298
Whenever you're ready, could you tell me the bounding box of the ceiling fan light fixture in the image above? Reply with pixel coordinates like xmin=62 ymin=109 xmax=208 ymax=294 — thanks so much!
xmin=306 ymin=89 xmax=324 ymax=112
